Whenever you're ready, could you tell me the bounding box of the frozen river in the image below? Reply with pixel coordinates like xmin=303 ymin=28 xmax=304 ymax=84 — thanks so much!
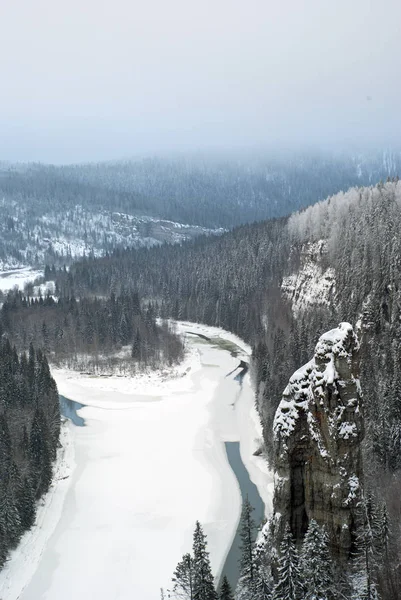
xmin=1 ymin=323 xmax=273 ymax=600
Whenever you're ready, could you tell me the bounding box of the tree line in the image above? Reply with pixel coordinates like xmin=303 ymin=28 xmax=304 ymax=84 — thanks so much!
xmin=0 ymin=290 xmax=184 ymax=373
xmin=171 ymin=494 xmax=394 ymax=600
xmin=0 ymin=340 xmax=60 ymax=566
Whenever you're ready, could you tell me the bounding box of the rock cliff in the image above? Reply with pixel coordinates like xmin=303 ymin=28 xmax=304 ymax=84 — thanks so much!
xmin=271 ymin=322 xmax=364 ymax=560
xmin=281 ymin=240 xmax=336 ymax=316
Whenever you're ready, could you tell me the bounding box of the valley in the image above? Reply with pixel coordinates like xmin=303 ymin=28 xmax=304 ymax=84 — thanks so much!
xmin=0 ymin=323 xmax=272 ymax=600
xmin=2 ymin=1 xmax=400 ymax=597
xmin=1 ymin=175 xmax=401 ymax=600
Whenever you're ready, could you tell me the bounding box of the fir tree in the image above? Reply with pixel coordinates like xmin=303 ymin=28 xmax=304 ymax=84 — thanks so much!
xmin=0 ymin=482 xmax=22 ymax=548
xmin=238 ymin=497 xmax=256 ymax=595
xmin=273 ymin=525 xmax=301 ymax=600
xmin=351 ymin=502 xmax=380 ymax=600
xmin=252 ymin=524 xmax=274 ymax=600
xmin=29 ymin=408 xmax=53 ymax=498
xmin=192 ymin=521 xmax=217 ymax=600
xmin=376 ymin=503 xmax=390 ymax=564
xmin=299 ymin=519 xmax=334 ymax=600
xmin=172 ymin=553 xmax=195 ymax=600
xmin=219 ymin=576 xmax=234 ymax=600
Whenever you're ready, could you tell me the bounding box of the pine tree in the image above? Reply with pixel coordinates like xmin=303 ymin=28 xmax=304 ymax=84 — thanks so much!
xmin=273 ymin=525 xmax=301 ymax=600
xmin=252 ymin=524 xmax=274 ymax=600
xmin=219 ymin=576 xmax=234 ymax=600
xmin=172 ymin=553 xmax=195 ymax=600
xmin=351 ymin=502 xmax=380 ymax=600
xmin=29 ymin=408 xmax=53 ymax=498
xmin=192 ymin=521 xmax=217 ymax=600
xmin=15 ymin=473 xmax=36 ymax=530
xmin=131 ymin=329 xmax=142 ymax=361
xmin=0 ymin=413 xmax=12 ymax=474
xmin=0 ymin=482 xmax=22 ymax=548
xmin=376 ymin=503 xmax=390 ymax=564
xmin=238 ymin=497 xmax=256 ymax=595
xmin=253 ymin=569 xmax=273 ymax=600
xmin=299 ymin=519 xmax=334 ymax=600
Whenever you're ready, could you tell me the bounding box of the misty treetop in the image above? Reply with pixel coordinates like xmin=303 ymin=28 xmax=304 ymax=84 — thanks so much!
xmin=1 ymin=150 xmax=401 ymax=272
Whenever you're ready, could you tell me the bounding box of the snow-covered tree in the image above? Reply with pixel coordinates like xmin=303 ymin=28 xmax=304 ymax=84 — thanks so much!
xmin=219 ymin=576 xmax=234 ymax=600
xmin=351 ymin=502 xmax=380 ymax=600
xmin=252 ymin=522 xmax=274 ymax=600
xmin=272 ymin=525 xmax=302 ymax=600
xmin=238 ymin=498 xmax=256 ymax=594
xmin=192 ymin=521 xmax=218 ymax=600
xmin=172 ymin=553 xmax=195 ymax=600
xmin=299 ymin=519 xmax=334 ymax=600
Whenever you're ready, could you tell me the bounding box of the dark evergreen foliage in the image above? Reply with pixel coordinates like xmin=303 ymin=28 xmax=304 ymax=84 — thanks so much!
xmin=238 ymin=498 xmax=257 ymax=595
xmin=299 ymin=520 xmax=334 ymax=600
xmin=0 ymin=340 xmax=59 ymax=566
xmin=219 ymin=576 xmax=234 ymax=600
xmin=272 ymin=525 xmax=302 ymax=600
xmin=172 ymin=553 xmax=195 ymax=600
xmin=0 ymin=291 xmax=184 ymax=371
xmin=192 ymin=521 xmax=218 ymax=600
xmin=171 ymin=522 xmax=217 ymax=600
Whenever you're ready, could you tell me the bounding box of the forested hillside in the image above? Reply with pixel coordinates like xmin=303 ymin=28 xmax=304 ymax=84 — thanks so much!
xmin=52 ymin=180 xmax=401 ymax=598
xmin=48 ymin=150 xmax=401 ymax=227
xmin=1 ymin=149 xmax=400 ymax=269
xmin=0 ymin=341 xmax=60 ymax=566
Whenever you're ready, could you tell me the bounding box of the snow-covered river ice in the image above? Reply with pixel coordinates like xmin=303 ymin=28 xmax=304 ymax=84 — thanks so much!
xmin=0 ymin=322 xmax=273 ymax=600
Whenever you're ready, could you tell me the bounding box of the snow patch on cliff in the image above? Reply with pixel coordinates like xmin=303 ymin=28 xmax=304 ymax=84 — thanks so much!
xmin=281 ymin=240 xmax=335 ymax=315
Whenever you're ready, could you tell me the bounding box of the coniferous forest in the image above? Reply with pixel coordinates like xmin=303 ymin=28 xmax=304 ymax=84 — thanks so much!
xmin=0 ymin=291 xmax=184 ymax=372
xmin=0 ymin=340 xmax=59 ymax=565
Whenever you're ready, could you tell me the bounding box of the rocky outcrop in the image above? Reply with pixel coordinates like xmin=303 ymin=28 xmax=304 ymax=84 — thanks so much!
xmin=271 ymin=322 xmax=364 ymax=561
xmin=281 ymin=240 xmax=336 ymax=315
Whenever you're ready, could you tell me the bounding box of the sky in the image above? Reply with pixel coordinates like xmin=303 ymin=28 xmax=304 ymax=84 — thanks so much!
xmin=1 ymin=0 xmax=400 ymax=163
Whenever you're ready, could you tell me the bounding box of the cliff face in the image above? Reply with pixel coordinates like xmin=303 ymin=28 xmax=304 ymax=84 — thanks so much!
xmin=271 ymin=322 xmax=364 ymax=560
xmin=281 ymin=240 xmax=336 ymax=316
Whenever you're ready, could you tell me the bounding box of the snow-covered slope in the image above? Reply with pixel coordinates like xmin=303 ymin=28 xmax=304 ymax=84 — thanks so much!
xmin=0 ymin=200 xmax=224 ymax=270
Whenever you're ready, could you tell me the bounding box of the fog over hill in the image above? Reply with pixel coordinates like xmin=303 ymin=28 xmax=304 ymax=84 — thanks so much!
xmin=1 ymin=149 xmax=400 ymax=270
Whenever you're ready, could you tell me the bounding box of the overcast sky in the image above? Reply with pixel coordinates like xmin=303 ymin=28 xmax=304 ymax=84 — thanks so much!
xmin=1 ymin=0 xmax=400 ymax=163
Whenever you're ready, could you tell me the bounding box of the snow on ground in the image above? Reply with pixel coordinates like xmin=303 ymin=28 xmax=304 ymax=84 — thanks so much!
xmin=177 ymin=321 xmax=274 ymax=511
xmin=0 ymin=267 xmax=43 ymax=293
xmin=3 ymin=322 xmax=273 ymax=600
xmin=0 ymin=422 xmax=75 ymax=600
xmin=33 ymin=280 xmax=56 ymax=296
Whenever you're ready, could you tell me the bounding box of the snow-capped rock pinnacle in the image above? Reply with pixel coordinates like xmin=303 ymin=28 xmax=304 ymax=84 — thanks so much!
xmin=272 ymin=322 xmax=364 ymax=560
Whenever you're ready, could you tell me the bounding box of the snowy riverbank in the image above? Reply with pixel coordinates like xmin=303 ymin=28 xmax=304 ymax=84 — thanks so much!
xmin=0 ymin=267 xmax=43 ymax=293
xmin=0 ymin=422 xmax=75 ymax=600
xmin=1 ymin=322 xmax=273 ymax=600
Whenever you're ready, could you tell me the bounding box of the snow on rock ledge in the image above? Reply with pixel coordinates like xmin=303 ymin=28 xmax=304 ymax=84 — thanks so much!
xmin=281 ymin=240 xmax=335 ymax=315
xmin=272 ymin=322 xmax=364 ymax=561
